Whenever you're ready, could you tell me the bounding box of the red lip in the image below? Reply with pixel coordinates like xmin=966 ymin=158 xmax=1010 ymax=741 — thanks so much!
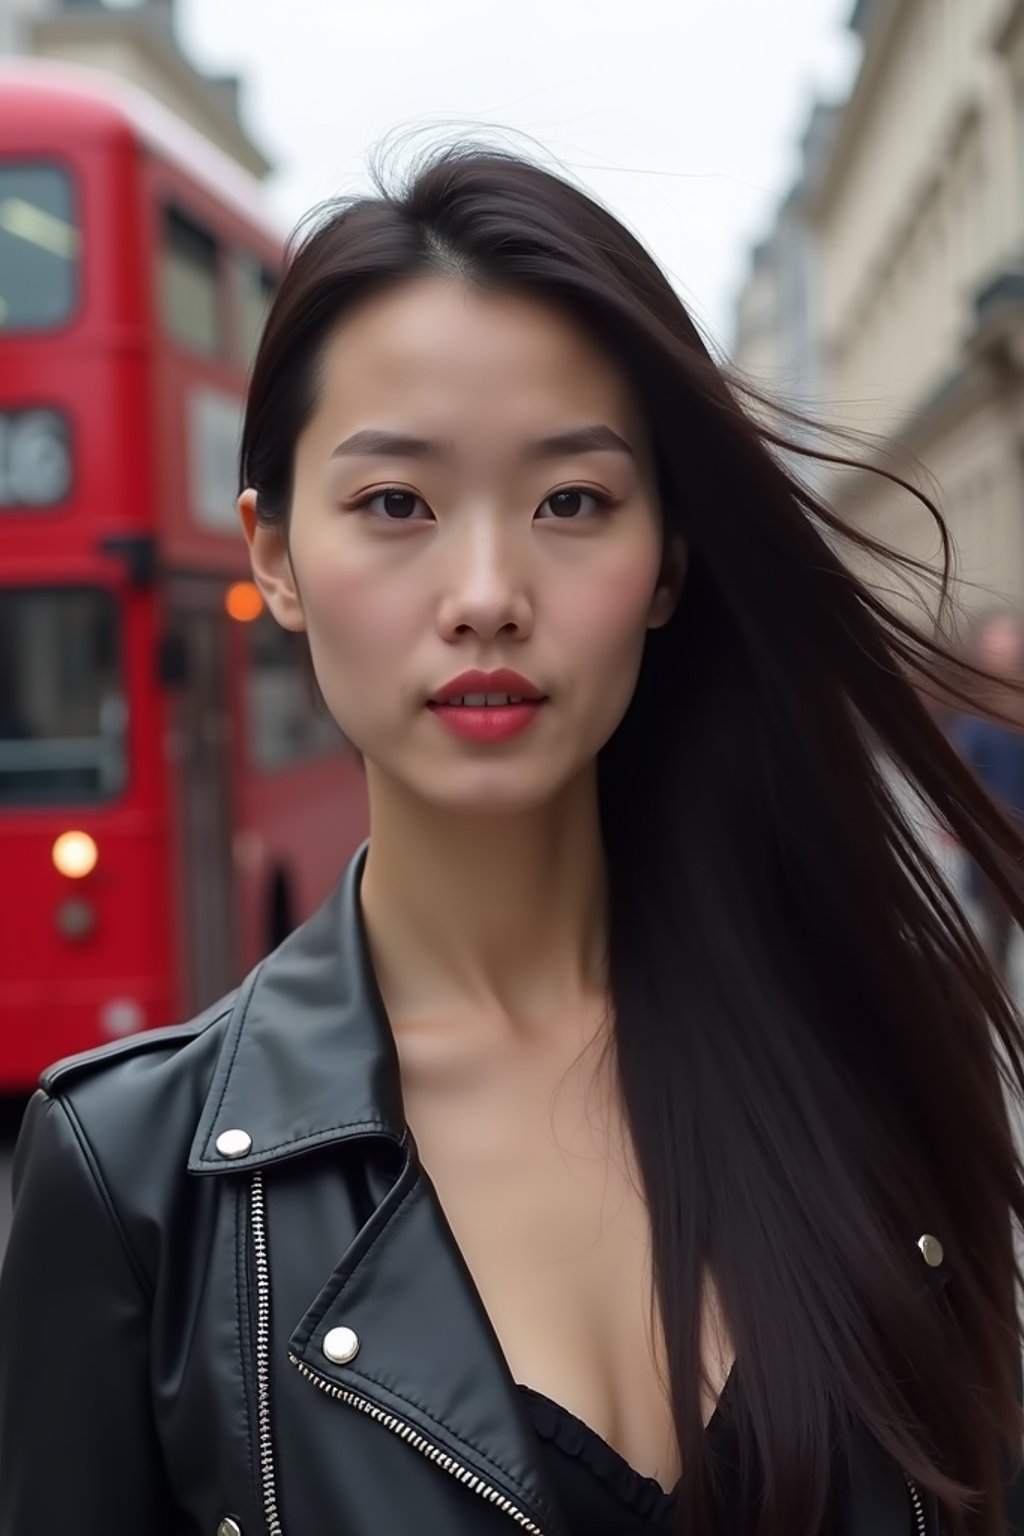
xmin=428 ymin=669 xmax=545 ymax=704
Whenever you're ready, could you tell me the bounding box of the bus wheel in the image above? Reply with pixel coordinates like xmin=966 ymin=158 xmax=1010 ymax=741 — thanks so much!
xmin=267 ymin=869 xmax=294 ymax=951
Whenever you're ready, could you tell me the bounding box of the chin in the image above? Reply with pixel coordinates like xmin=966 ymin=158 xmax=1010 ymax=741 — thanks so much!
xmin=416 ymin=767 xmax=570 ymax=816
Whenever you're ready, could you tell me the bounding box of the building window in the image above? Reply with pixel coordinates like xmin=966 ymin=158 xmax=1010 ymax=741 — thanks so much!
xmin=160 ymin=205 xmax=220 ymax=355
xmin=0 ymin=162 xmax=78 ymax=331
xmin=0 ymin=586 xmax=126 ymax=805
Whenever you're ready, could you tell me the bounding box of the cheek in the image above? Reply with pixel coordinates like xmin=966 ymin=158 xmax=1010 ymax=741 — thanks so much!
xmin=289 ymin=546 xmax=409 ymax=720
xmin=554 ymin=546 xmax=661 ymax=670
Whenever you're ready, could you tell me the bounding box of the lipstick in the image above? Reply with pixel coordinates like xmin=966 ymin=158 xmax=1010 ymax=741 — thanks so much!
xmin=427 ymin=668 xmax=546 ymax=744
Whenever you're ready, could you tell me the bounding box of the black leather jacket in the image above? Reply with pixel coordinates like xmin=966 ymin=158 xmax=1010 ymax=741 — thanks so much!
xmin=0 ymin=845 xmax=1015 ymax=1536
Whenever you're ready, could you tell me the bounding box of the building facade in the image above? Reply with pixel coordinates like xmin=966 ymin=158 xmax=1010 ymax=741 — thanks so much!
xmin=734 ymin=0 xmax=1024 ymax=626
xmin=732 ymin=104 xmax=839 ymax=484
xmin=733 ymin=103 xmax=839 ymax=404
xmin=0 ymin=0 xmax=270 ymax=179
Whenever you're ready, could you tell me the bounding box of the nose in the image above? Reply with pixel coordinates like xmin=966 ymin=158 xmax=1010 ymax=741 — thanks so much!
xmin=435 ymin=520 xmax=533 ymax=643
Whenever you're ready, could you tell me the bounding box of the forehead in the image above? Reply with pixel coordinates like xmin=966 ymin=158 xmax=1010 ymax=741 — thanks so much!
xmin=311 ymin=277 xmax=644 ymax=440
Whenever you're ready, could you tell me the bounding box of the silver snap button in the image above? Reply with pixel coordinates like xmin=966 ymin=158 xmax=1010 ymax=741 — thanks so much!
xmin=918 ymin=1233 xmax=944 ymax=1268
xmin=323 ymin=1325 xmax=360 ymax=1364
xmin=215 ymin=1129 xmax=252 ymax=1160
xmin=217 ymin=1519 xmax=243 ymax=1536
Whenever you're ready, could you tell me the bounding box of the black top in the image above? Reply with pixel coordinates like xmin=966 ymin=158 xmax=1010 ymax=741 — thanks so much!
xmin=517 ymin=1382 xmax=736 ymax=1535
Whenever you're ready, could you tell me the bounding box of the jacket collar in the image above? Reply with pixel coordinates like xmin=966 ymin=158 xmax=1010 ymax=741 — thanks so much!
xmin=189 ymin=842 xmax=406 ymax=1174
xmin=188 ymin=843 xmax=569 ymax=1536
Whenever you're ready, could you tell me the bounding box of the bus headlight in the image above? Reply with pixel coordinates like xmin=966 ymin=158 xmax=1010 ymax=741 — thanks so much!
xmin=52 ymin=830 xmax=98 ymax=878
xmin=55 ymin=897 xmax=95 ymax=939
xmin=99 ymin=998 xmax=144 ymax=1038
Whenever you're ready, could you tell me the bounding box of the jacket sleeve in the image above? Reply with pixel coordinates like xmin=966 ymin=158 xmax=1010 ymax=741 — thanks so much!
xmin=0 ymin=1089 xmax=178 ymax=1536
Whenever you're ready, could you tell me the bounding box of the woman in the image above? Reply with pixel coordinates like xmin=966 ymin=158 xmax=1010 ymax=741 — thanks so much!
xmin=2 ymin=145 xmax=1024 ymax=1536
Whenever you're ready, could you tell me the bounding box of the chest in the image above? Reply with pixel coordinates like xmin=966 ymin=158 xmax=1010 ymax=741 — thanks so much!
xmin=398 ymin=1030 xmax=683 ymax=1489
xmin=158 ymin=1118 xmax=928 ymax=1536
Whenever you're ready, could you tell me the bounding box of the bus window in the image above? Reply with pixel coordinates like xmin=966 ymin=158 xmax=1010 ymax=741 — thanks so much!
xmin=0 ymin=164 xmax=78 ymax=331
xmin=0 ymin=587 xmax=127 ymax=805
xmin=234 ymin=252 xmax=276 ymax=367
xmin=160 ymin=205 xmax=220 ymax=355
xmin=245 ymin=611 xmax=345 ymax=771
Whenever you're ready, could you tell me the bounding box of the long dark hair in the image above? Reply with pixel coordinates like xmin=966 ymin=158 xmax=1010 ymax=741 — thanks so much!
xmin=240 ymin=142 xmax=1024 ymax=1536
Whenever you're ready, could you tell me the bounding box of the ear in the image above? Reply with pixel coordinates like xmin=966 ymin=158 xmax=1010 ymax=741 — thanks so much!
xmin=237 ymin=488 xmax=306 ymax=633
xmin=647 ymin=535 xmax=687 ymax=630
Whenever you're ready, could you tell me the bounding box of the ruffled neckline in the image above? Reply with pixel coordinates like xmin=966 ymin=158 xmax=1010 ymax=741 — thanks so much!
xmin=517 ymin=1384 xmax=681 ymax=1522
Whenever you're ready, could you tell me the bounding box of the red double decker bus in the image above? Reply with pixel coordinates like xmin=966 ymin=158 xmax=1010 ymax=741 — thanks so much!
xmin=0 ymin=60 xmax=368 ymax=1088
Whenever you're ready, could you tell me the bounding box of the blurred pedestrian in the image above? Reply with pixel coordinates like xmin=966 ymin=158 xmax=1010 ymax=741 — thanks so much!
xmin=948 ymin=611 xmax=1024 ymax=981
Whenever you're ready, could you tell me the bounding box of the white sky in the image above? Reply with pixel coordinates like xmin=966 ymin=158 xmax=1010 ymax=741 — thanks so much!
xmin=177 ymin=0 xmax=860 ymax=351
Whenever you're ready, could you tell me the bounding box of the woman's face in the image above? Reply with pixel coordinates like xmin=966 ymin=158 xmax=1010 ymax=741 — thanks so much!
xmin=242 ymin=276 xmax=683 ymax=814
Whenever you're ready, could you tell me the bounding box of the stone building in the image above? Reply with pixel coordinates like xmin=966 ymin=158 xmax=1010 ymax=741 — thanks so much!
xmin=734 ymin=0 xmax=1024 ymax=627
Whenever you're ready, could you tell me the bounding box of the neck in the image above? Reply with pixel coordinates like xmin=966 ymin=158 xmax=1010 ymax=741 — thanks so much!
xmin=359 ymin=764 xmax=609 ymax=1040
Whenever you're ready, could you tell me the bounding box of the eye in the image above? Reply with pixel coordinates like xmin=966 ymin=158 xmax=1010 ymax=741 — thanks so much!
xmin=536 ymin=487 xmax=613 ymax=521
xmin=353 ymin=487 xmax=431 ymax=521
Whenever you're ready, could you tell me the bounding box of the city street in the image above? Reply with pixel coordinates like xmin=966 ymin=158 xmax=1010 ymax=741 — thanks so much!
xmin=0 ymin=4 xmax=1021 ymax=1532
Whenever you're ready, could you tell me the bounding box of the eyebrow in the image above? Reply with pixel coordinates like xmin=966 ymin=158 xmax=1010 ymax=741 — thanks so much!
xmin=329 ymin=424 xmax=635 ymax=461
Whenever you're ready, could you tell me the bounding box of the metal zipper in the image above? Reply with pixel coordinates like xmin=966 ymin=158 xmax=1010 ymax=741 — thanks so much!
xmin=251 ymin=1172 xmax=548 ymax=1536
xmin=905 ymin=1475 xmax=927 ymax=1536
xmin=287 ymin=1354 xmax=549 ymax=1534
xmin=289 ymin=1343 xmax=934 ymax=1536
xmin=287 ymin=1351 xmax=929 ymax=1536
xmin=251 ymin=1173 xmax=285 ymax=1536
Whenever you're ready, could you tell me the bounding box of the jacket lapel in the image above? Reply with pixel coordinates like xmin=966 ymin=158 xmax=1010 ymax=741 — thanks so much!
xmin=188 ymin=843 xmax=566 ymax=1536
xmin=287 ymin=1137 xmax=566 ymax=1536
